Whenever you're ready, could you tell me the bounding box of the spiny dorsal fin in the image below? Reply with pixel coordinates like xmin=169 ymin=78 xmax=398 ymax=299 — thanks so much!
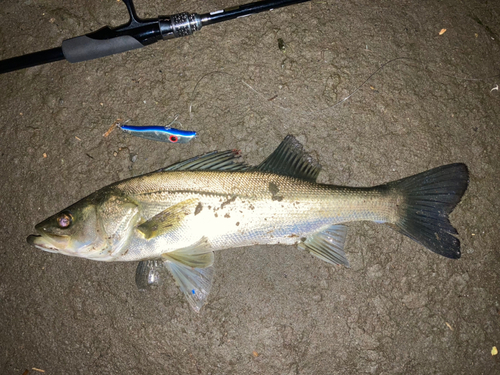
xmin=159 ymin=150 xmax=251 ymax=172
xmin=257 ymin=135 xmax=321 ymax=182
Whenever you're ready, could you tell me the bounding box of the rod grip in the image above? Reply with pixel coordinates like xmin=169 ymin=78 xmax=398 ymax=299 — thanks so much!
xmin=62 ymin=35 xmax=144 ymax=63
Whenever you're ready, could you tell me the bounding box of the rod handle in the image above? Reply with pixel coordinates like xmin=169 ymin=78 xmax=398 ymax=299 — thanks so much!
xmin=61 ymin=33 xmax=144 ymax=63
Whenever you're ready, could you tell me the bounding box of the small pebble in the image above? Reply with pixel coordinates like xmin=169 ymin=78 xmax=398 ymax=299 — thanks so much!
xmin=312 ymin=294 xmax=322 ymax=302
xmin=278 ymin=38 xmax=286 ymax=51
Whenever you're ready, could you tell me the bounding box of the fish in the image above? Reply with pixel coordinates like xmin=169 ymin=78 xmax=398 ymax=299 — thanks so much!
xmin=27 ymin=136 xmax=469 ymax=312
xmin=118 ymin=124 xmax=197 ymax=143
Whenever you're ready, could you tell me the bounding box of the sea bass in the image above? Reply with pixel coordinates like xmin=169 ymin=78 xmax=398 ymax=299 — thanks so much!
xmin=27 ymin=136 xmax=469 ymax=311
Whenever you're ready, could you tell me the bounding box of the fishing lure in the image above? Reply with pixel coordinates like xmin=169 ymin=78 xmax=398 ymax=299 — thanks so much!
xmin=118 ymin=124 xmax=197 ymax=144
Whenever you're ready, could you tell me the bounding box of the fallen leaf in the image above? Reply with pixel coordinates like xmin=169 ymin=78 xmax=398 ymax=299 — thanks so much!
xmin=492 ymin=346 xmax=498 ymax=356
xmin=439 ymin=28 xmax=447 ymax=35
xmin=252 ymin=351 xmax=259 ymax=357
xmin=42 ymin=153 xmax=47 ymax=158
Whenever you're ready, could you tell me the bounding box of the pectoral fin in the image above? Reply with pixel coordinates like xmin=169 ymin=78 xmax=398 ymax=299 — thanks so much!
xmin=298 ymin=225 xmax=350 ymax=267
xmin=137 ymin=198 xmax=199 ymax=240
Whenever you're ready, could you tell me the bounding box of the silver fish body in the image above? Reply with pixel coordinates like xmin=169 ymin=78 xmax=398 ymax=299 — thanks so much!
xmin=27 ymin=136 xmax=469 ymax=311
xmin=109 ymin=171 xmax=395 ymax=261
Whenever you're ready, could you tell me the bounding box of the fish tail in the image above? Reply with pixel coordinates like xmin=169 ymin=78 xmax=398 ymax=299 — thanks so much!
xmin=386 ymin=163 xmax=469 ymax=259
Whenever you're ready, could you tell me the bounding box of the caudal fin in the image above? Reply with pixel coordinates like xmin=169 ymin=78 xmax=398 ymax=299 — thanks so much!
xmin=387 ymin=163 xmax=469 ymax=259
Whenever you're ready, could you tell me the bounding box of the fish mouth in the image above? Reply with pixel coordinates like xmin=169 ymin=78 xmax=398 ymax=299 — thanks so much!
xmin=27 ymin=234 xmax=61 ymax=253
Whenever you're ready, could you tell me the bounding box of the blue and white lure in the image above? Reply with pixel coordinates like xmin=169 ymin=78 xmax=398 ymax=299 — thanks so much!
xmin=117 ymin=118 xmax=196 ymax=144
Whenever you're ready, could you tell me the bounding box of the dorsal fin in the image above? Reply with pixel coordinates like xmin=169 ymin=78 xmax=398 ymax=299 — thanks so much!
xmin=159 ymin=150 xmax=251 ymax=172
xmin=159 ymin=136 xmax=321 ymax=180
xmin=257 ymin=135 xmax=321 ymax=181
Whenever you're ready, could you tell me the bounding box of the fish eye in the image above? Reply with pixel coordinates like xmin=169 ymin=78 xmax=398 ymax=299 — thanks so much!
xmin=169 ymin=135 xmax=178 ymax=143
xmin=57 ymin=212 xmax=73 ymax=228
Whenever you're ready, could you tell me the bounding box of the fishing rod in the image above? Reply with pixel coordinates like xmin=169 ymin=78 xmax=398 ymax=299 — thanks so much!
xmin=0 ymin=0 xmax=311 ymax=75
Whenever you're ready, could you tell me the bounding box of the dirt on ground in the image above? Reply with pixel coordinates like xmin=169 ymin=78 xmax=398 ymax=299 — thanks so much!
xmin=1 ymin=0 xmax=499 ymax=374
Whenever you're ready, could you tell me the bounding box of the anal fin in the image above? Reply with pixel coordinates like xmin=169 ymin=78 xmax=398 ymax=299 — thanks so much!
xmin=298 ymin=225 xmax=350 ymax=267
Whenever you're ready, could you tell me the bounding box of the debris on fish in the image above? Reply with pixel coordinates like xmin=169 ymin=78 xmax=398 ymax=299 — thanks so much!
xmin=27 ymin=136 xmax=469 ymax=312
xmin=118 ymin=123 xmax=196 ymax=144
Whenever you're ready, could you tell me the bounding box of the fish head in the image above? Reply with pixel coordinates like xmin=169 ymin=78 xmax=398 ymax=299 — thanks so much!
xmin=27 ymin=196 xmax=108 ymax=259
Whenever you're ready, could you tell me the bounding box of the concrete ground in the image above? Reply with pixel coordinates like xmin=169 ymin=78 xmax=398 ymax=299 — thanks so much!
xmin=1 ymin=0 xmax=499 ymax=374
